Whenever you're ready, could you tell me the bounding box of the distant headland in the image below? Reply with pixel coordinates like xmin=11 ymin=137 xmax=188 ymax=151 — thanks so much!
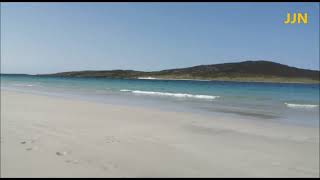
xmin=3 ymin=61 xmax=320 ymax=84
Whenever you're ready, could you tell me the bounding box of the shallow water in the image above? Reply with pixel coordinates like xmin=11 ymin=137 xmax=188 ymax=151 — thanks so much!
xmin=1 ymin=74 xmax=319 ymax=127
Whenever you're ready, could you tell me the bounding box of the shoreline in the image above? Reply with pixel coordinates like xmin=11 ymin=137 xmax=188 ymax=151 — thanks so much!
xmin=137 ymin=76 xmax=320 ymax=84
xmin=1 ymin=85 xmax=319 ymax=129
xmin=1 ymin=90 xmax=319 ymax=177
xmin=2 ymin=87 xmax=318 ymax=128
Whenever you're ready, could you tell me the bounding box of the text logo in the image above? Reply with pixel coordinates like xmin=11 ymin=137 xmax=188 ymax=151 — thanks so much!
xmin=284 ymin=13 xmax=308 ymax=24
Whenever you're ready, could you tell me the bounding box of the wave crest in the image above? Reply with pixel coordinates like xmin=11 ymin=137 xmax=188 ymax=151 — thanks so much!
xmin=120 ymin=89 xmax=219 ymax=100
xmin=284 ymin=103 xmax=319 ymax=109
xmin=13 ymin=84 xmax=34 ymax=87
xmin=137 ymin=77 xmax=157 ymax=80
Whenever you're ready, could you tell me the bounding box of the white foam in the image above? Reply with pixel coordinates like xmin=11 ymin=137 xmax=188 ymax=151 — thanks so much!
xmin=13 ymin=84 xmax=34 ymax=87
xmin=166 ymin=78 xmax=211 ymax=81
xmin=137 ymin=77 xmax=210 ymax=81
xmin=137 ymin=77 xmax=157 ymax=80
xmin=284 ymin=103 xmax=319 ymax=109
xmin=120 ymin=89 xmax=219 ymax=100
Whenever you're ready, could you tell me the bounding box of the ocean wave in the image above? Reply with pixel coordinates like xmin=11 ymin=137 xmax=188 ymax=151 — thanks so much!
xmin=13 ymin=83 xmax=34 ymax=87
xmin=137 ymin=77 xmax=157 ymax=80
xmin=137 ymin=77 xmax=210 ymax=81
xmin=284 ymin=103 xmax=319 ymax=109
xmin=120 ymin=89 xmax=219 ymax=100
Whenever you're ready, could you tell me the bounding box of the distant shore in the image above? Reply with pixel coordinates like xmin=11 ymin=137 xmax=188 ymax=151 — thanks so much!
xmin=1 ymin=90 xmax=319 ymax=177
xmin=1 ymin=73 xmax=319 ymax=84
xmin=136 ymin=76 xmax=320 ymax=84
xmin=5 ymin=60 xmax=315 ymax=84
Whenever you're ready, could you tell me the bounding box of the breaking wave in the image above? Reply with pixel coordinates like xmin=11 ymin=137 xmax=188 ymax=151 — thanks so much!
xmin=284 ymin=103 xmax=319 ymax=109
xmin=120 ymin=89 xmax=219 ymax=100
xmin=13 ymin=84 xmax=34 ymax=87
xmin=137 ymin=77 xmax=158 ymax=80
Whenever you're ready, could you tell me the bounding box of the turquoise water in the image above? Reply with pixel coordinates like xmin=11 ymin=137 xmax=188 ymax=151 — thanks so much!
xmin=1 ymin=74 xmax=319 ymax=127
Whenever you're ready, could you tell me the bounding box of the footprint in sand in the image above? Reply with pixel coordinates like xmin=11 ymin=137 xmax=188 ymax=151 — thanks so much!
xmin=25 ymin=146 xmax=38 ymax=151
xmin=96 ymin=162 xmax=119 ymax=171
xmin=20 ymin=139 xmax=36 ymax=145
xmin=56 ymin=151 xmax=68 ymax=156
xmin=20 ymin=139 xmax=38 ymax=151
xmin=105 ymin=136 xmax=120 ymax=144
xmin=65 ymin=159 xmax=79 ymax=164
xmin=56 ymin=151 xmax=79 ymax=165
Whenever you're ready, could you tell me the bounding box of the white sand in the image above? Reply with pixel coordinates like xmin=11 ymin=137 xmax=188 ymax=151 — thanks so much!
xmin=1 ymin=91 xmax=319 ymax=177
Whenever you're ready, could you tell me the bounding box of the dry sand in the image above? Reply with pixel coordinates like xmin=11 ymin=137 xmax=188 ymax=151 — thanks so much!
xmin=1 ymin=91 xmax=319 ymax=177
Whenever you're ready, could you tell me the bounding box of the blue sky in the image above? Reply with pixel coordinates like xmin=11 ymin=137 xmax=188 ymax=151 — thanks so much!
xmin=1 ymin=2 xmax=319 ymax=74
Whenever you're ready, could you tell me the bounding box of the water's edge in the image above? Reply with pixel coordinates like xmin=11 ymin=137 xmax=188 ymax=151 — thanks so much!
xmin=1 ymin=75 xmax=319 ymax=127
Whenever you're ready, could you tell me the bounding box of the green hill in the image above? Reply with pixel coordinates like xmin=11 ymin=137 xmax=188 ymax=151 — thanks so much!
xmin=40 ymin=60 xmax=319 ymax=83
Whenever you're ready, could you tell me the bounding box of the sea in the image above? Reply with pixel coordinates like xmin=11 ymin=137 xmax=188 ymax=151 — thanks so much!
xmin=1 ymin=74 xmax=319 ymax=127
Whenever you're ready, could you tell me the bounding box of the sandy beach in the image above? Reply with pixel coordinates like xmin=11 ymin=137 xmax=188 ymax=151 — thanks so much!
xmin=1 ymin=90 xmax=319 ymax=177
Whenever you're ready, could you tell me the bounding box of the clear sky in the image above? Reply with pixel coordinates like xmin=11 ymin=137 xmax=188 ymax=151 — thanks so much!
xmin=1 ymin=2 xmax=319 ymax=74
